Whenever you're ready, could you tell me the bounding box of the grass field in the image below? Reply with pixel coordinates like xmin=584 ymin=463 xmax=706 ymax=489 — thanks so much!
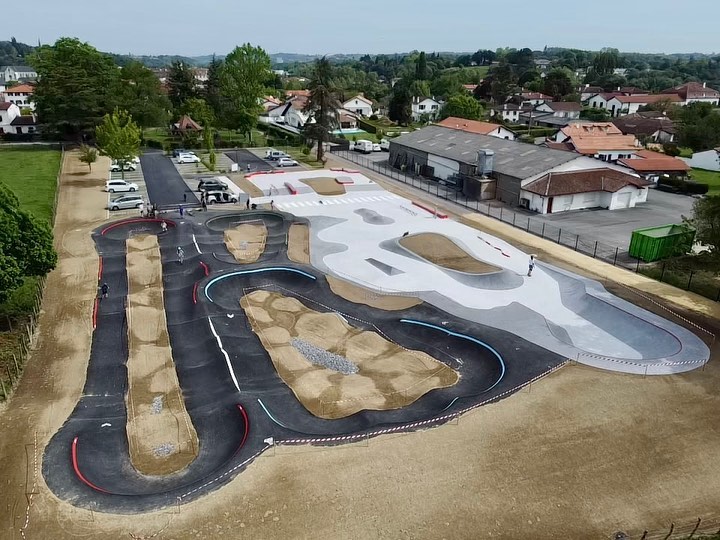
xmin=0 ymin=148 xmax=61 ymax=223
xmin=690 ymin=168 xmax=720 ymax=193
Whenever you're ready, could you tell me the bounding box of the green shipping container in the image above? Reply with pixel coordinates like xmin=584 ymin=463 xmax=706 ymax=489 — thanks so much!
xmin=629 ymin=224 xmax=696 ymax=263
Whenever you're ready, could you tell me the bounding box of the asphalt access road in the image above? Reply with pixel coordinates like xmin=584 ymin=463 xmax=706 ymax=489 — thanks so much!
xmin=43 ymin=210 xmax=565 ymax=514
xmin=140 ymin=151 xmax=199 ymax=207
xmin=224 ymin=149 xmax=273 ymax=173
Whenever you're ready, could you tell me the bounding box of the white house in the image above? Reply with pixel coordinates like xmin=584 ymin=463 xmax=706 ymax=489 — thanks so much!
xmin=342 ymin=95 xmax=374 ymax=117
xmin=0 ymin=102 xmax=21 ymax=133
xmin=605 ymin=94 xmax=682 ymax=117
xmin=534 ymin=101 xmax=581 ymax=119
xmin=0 ymin=65 xmax=37 ymax=83
xmin=681 ymin=148 xmax=720 ymax=172
xmin=411 ymin=97 xmax=443 ymax=121
xmin=580 ymin=85 xmax=604 ymax=102
xmin=2 ymin=83 xmax=34 ymax=111
xmin=518 ymin=92 xmax=553 ymax=106
xmin=520 ymin=168 xmax=650 ymax=214
xmin=585 ymin=92 xmax=622 ymax=110
xmin=489 ymin=103 xmax=530 ymax=123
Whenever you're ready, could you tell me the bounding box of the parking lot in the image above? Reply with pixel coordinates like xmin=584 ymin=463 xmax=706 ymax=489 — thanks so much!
xmin=105 ymin=162 xmax=148 ymax=218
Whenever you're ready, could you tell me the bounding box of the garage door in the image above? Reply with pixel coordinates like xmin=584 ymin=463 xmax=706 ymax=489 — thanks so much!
xmin=615 ymin=192 xmax=632 ymax=209
xmin=427 ymin=154 xmax=460 ymax=180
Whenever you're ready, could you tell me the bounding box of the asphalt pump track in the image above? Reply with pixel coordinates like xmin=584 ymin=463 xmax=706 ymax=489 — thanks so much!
xmin=43 ymin=211 xmax=565 ymax=514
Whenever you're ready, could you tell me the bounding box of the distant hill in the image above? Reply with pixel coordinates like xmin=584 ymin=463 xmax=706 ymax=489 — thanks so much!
xmin=0 ymin=38 xmax=34 ymax=66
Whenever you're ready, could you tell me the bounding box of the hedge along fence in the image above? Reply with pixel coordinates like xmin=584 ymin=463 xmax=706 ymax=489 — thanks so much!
xmin=256 ymin=123 xmax=304 ymax=146
xmin=356 ymin=118 xmax=378 ymax=134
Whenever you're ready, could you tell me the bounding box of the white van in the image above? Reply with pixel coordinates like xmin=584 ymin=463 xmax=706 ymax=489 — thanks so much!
xmin=265 ymin=149 xmax=289 ymax=161
xmin=354 ymin=140 xmax=373 ymax=154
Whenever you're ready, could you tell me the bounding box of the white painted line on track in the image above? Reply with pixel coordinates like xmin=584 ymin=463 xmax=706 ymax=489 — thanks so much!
xmin=208 ymin=318 xmax=240 ymax=393
xmin=192 ymin=234 xmax=202 ymax=254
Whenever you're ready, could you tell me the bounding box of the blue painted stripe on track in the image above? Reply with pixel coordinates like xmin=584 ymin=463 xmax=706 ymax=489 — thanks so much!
xmin=204 ymin=268 xmax=317 ymax=302
xmin=399 ymin=319 xmax=506 ymax=392
xmin=257 ymin=398 xmax=291 ymax=429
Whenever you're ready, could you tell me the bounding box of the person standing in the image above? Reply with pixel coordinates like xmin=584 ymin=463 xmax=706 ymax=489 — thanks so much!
xmin=201 ymin=198 xmax=207 ymax=212
xmin=138 ymin=201 xmax=144 ymax=217
xmin=177 ymin=246 xmax=185 ymax=264
xmin=183 ymin=192 xmax=187 ymax=203
xmin=246 ymin=198 xmax=250 ymax=210
xmin=178 ymin=205 xmax=184 ymax=218
xmin=527 ymin=255 xmax=536 ymax=277
xmin=160 ymin=221 xmax=168 ymax=233
xmin=100 ymin=282 xmax=109 ymax=299
xmin=270 ymin=199 xmax=274 ymax=210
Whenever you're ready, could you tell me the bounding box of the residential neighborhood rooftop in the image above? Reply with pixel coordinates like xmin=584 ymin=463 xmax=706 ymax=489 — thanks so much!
xmin=436 ymin=117 xmax=512 ymax=135
xmin=523 ymin=168 xmax=650 ymax=196
xmin=559 ymin=122 xmax=639 ymax=154
xmin=618 ymin=150 xmax=690 ymax=172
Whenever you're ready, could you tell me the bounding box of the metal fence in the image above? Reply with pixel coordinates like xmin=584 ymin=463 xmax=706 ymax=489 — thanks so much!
xmin=330 ymin=148 xmax=720 ymax=302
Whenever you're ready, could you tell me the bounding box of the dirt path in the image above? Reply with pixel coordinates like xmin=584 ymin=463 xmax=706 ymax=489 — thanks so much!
xmin=399 ymin=232 xmax=501 ymax=273
xmin=126 ymin=235 xmax=198 ymax=475
xmin=287 ymin=223 xmax=310 ymax=264
xmin=241 ymin=290 xmax=458 ymax=419
xmin=224 ymin=222 xmax=267 ymax=263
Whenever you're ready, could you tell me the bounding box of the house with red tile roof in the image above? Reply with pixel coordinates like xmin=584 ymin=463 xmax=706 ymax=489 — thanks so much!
xmin=662 ymin=82 xmax=719 ymax=105
xmin=2 ymin=83 xmax=34 ymax=111
xmin=436 ymin=117 xmax=516 ymax=141
xmin=606 ymin=94 xmax=682 ymax=117
xmin=618 ymin=150 xmax=690 ymax=182
xmin=549 ymin=122 xmax=640 ymax=162
xmin=612 ymin=112 xmax=677 ymax=143
xmin=520 ymin=168 xmax=651 ymax=213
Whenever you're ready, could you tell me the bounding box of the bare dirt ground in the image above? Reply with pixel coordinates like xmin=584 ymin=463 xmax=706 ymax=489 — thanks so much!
xmin=286 ymin=223 xmax=310 ymax=264
xmin=226 ymin=174 xmax=264 ymax=198
xmin=2 ymin=155 xmax=720 ymax=539
xmin=125 ymin=235 xmax=198 ymax=476
xmin=399 ymin=232 xmax=501 ymax=274
xmin=326 ymin=275 xmax=422 ymax=311
xmin=241 ymin=290 xmax=458 ymax=419
xmin=299 ymin=177 xmax=347 ymax=196
xmin=224 ymin=222 xmax=267 ymax=263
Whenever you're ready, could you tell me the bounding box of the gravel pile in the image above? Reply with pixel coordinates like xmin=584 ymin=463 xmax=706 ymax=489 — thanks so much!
xmin=151 ymin=396 xmax=163 ymax=415
xmin=291 ymin=338 xmax=358 ymax=375
xmin=153 ymin=443 xmax=176 ymax=457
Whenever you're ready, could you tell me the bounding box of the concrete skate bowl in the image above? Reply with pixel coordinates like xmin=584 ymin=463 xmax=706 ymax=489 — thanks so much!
xmin=354 ymin=208 xmax=395 ymax=225
xmin=206 ymin=212 xmax=286 ymax=264
xmin=542 ymin=266 xmax=709 ymax=369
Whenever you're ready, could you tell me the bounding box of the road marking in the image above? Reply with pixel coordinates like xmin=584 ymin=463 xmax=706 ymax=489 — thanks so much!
xmin=208 ymin=318 xmax=240 ymax=393
xmin=192 ymin=234 xmax=202 ymax=254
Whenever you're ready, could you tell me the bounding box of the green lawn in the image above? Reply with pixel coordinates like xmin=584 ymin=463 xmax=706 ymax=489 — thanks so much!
xmin=690 ymin=168 xmax=720 ymax=193
xmin=0 ymin=148 xmax=61 ymax=223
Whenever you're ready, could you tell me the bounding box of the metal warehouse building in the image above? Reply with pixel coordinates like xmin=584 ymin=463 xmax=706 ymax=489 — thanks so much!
xmin=388 ymin=125 xmax=628 ymax=205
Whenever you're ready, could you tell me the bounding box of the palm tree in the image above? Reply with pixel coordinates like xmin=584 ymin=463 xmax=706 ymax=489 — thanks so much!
xmin=305 ymin=57 xmax=341 ymax=162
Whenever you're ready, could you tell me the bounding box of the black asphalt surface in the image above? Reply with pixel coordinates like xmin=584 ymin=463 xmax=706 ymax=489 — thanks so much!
xmin=140 ymin=151 xmax=199 ymax=207
xmin=43 ymin=210 xmax=565 ymax=514
xmin=224 ymin=149 xmax=274 ymax=172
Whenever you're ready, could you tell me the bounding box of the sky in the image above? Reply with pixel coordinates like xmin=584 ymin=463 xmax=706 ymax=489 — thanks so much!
xmin=16 ymin=0 xmax=720 ymax=57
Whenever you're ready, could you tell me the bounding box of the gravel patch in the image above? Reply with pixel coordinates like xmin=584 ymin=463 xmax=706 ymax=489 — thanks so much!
xmin=153 ymin=443 xmax=176 ymax=457
xmin=291 ymin=338 xmax=358 ymax=375
xmin=151 ymin=396 xmax=163 ymax=415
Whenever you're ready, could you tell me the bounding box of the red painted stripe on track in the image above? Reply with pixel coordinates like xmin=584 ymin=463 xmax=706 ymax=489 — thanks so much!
xmin=92 ymin=298 xmax=99 ymax=330
xmin=236 ymin=405 xmax=250 ymax=449
xmin=71 ymin=437 xmax=112 ymax=494
xmin=101 ymin=218 xmax=175 ymax=236
xmin=192 ymin=282 xmax=198 ymax=304
xmin=199 ymin=261 xmax=209 ymax=276
xmin=411 ymin=201 xmax=448 ymax=219
xmin=284 ymin=182 xmax=297 ymax=195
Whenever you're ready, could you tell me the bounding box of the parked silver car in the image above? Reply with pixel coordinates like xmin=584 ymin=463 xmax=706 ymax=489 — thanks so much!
xmin=108 ymin=194 xmax=144 ymax=211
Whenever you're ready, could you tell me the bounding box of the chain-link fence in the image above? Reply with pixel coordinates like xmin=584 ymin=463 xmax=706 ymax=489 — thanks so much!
xmin=330 ymin=148 xmax=720 ymax=302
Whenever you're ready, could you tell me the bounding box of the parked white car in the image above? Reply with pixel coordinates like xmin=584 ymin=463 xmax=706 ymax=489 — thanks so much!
xmin=372 ymin=143 xmax=382 ymax=152
xmin=178 ymin=153 xmax=200 ymax=164
xmin=105 ymin=179 xmax=139 ymax=193
xmin=276 ymin=157 xmax=299 ymax=167
xmin=379 ymin=139 xmax=390 ymax=151
xmin=110 ymin=161 xmax=137 ymax=172
xmin=108 ymin=194 xmax=144 ymax=211
xmin=354 ymin=140 xmax=373 ymax=154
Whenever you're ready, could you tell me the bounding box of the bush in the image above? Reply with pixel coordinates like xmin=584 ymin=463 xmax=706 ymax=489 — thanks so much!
xmin=663 ymin=143 xmax=681 ymax=157
xmin=370 ymin=114 xmax=379 ymax=121
xmin=145 ymin=139 xmax=163 ymax=149
xmin=301 ymin=146 xmax=311 ymax=155
xmin=686 ymin=181 xmax=709 ymax=194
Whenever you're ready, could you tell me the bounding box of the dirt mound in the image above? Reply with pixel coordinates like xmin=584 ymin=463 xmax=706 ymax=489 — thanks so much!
xmin=241 ymin=290 xmax=458 ymax=419
xmin=287 ymin=223 xmax=310 ymax=264
xmin=224 ymin=222 xmax=267 ymax=263
xmin=300 ymin=177 xmax=347 ymax=196
xmin=399 ymin=232 xmax=501 ymax=274
xmin=125 ymin=235 xmax=198 ymax=475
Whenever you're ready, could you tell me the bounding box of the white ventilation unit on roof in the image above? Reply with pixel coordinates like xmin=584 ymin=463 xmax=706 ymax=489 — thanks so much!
xmin=477 ymin=149 xmax=495 ymax=176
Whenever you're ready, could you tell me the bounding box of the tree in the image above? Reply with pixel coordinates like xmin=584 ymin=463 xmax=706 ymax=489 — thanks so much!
xmin=220 ymin=43 xmax=272 ymax=138
xmin=580 ymin=107 xmax=610 ymax=121
xmin=180 ymin=97 xmax=215 ymax=128
xmin=304 ymin=57 xmax=340 ymax=162
xmin=689 ymin=195 xmax=720 ymax=254
xmin=167 ymin=61 xmax=197 ymax=111
xmin=389 ymin=82 xmax=412 ymax=125
xmin=442 ymin=94 xmax=483 ymax=120
xmin=95 ymin=109 xmax=141 ymax=179
xmin=677 ymin=102 xmax=720 ymax=151
xmin=415 ymin=51 xmax=428 ymax=80
xmin=0 ymin=183 xmax=56 ymax=304
xmin=78 ymin=145 xmax=98 ymax=171
xmin=204 ymin=55 xmax=223 ymax=119
xmin=592 ymin=49 xmax=620 ymax=75
xmin=542 ymin=68 xmax=574 ymax=99
xmin=115 ymin=60 xmax=171 ymax=129
xmin=29 ymin=37 xmax=119 ymax=136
